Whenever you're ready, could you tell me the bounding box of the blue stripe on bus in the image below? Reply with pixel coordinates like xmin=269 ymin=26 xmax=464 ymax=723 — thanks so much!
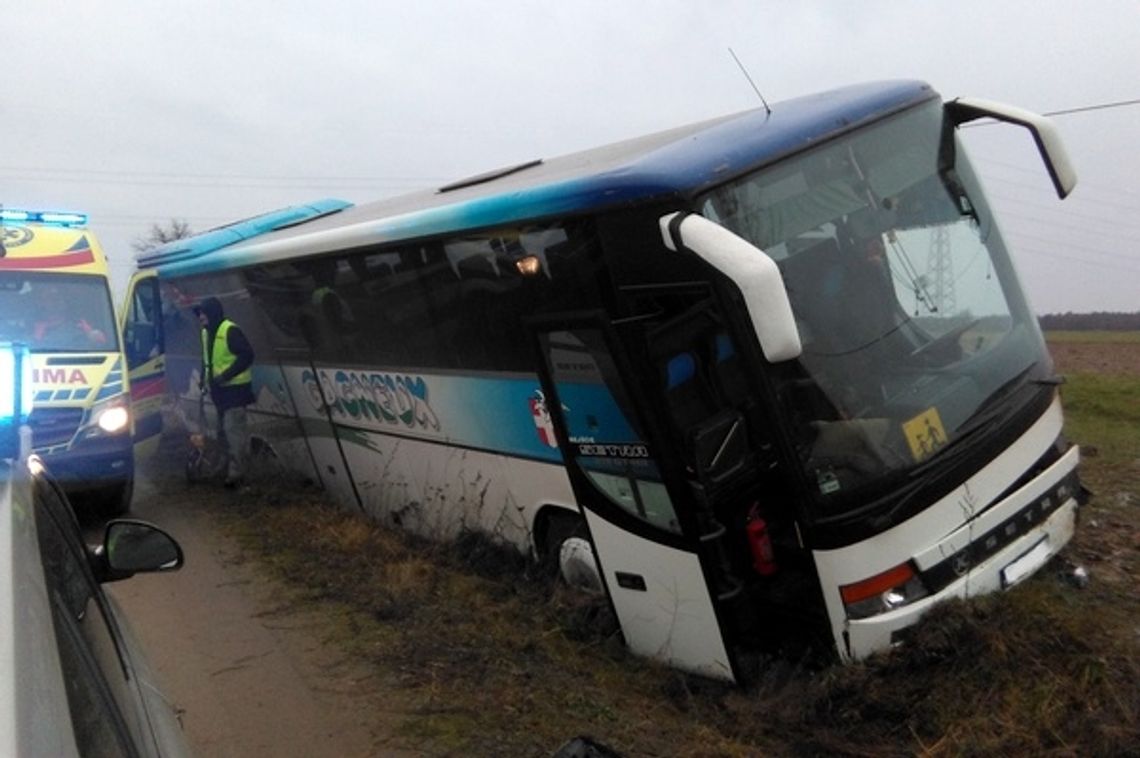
xmin=292 ymin=367 xmax=640 ymax=465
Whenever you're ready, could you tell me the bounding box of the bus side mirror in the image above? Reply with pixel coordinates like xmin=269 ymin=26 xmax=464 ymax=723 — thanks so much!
xmin=660 ymin=212 xmax=802 ymax=363
xmin=946 ymin=97 xmax=1077 ymax=199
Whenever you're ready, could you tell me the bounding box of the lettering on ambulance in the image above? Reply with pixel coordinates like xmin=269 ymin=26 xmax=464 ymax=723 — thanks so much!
xmin=33 ymin=368 xmax=88 ymax=385
xmin=301 ymin=368 xmax=441 ymax=432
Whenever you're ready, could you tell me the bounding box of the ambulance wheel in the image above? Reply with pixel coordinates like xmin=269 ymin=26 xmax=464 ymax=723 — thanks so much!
xmin=100 ymin=479 xmax=134 ymax=517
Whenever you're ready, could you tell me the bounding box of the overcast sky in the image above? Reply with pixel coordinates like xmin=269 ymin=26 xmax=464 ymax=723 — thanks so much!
xmin=6 ymin=1 xmax=1138 ymax=313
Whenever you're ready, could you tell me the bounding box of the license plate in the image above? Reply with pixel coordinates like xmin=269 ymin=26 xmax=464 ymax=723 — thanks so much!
xmin=1001 ymin=537 xmax=1051 ymax=588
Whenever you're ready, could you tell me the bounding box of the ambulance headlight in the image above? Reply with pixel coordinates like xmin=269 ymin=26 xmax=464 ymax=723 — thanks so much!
xmin=98 ymin=405 xmax=131 ymax=433
xmin=81 ymin=396 xmax=132 ymax=438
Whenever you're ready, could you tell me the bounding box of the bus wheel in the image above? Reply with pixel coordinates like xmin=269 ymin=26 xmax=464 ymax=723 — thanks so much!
xmin=544 ymin=513 xmax=603 ymax=595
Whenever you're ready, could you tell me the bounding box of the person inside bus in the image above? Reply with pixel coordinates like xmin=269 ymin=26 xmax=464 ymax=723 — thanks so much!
xmin=298 ymin=258 xmax=357 ymax=356
xmin=195 ymin=297 xmax=255 ymax=489
xmin=31 ymin=283 xmax=109 ymax=349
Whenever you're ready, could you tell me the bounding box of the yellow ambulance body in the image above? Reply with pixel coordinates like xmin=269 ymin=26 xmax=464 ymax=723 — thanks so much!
xmin=0 ymin=209 xmax=134 ymax=514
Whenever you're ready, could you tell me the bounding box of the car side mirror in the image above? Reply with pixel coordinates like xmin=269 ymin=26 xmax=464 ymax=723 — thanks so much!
xmin=95 ymin=519 xmax=184 ymax=582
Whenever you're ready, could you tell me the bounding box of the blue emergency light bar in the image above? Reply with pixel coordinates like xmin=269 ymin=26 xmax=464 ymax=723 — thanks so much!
xmin=0 ymin=343 xmax=34 ymax=460
xmin=0 ymin=208 xmax=89 ymax=227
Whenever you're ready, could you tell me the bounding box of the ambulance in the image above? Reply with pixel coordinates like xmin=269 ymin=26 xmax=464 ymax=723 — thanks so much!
xmin=0 ymin=208 xmax=135 ymax=514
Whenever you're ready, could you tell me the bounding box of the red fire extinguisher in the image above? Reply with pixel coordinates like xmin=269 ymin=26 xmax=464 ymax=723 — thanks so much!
xmin=746 ymin=503 xmax=777 ymax=576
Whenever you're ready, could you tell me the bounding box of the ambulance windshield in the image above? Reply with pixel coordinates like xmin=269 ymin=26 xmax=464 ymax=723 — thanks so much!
xmin=0 ymin=273 xmax=119 ymax=353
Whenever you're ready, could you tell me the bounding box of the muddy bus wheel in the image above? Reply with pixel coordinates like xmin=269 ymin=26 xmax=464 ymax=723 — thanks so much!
xmin=542 ymin=511 xmax=603 ymax=595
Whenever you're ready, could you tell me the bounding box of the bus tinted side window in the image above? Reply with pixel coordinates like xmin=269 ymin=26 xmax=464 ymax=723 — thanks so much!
xmin=276 ymin=220 xmax=607 ymax=373
xmin=336 ymin=244 xmax=458 ymax=369
xmin=243 ymin=265 xmax=312 ymax=352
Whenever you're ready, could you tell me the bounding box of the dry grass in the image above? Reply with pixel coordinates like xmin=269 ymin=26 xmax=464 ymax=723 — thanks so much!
xmin=153 ymin=336 xmax=1140 ymax=756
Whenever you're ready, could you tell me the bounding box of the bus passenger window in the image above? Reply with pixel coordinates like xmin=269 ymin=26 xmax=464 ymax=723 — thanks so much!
xmin=296 ymin=257 xmax=359 ymax=359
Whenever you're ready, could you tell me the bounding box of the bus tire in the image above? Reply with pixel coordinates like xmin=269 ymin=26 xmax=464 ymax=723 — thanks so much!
xmin=542 ymin=511 xmax=603 ymax=595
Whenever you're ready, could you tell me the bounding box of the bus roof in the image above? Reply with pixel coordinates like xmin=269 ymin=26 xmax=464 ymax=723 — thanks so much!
xmin=144 ymin=80 xmax=935 ymax=278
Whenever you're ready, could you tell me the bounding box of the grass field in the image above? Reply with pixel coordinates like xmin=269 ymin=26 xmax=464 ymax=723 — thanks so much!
xmin=192 ymin=334 xmax=1140 ymax=756
xmin=1045 ymin=330 xmax=1140 ymax=344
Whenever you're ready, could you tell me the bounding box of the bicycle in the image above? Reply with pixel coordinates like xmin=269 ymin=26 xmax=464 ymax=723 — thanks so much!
xmin=185 ymin=389 xmax=231 ymax=485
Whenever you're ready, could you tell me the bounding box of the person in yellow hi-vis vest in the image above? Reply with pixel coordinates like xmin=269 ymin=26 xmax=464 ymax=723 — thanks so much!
xmin=195 ymin=297 xmax=255 ymax=488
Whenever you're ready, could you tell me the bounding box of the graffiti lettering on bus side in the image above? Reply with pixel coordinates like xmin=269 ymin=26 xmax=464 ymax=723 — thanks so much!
xmin=34 ymin=368 xmax=88 ymax=385
xmin=301 ymin=369 xmax=441 ymax=432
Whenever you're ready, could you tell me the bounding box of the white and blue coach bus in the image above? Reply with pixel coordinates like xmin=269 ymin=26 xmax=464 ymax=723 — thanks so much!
xmin=125 ymin=81 xmax=1085 ymax=683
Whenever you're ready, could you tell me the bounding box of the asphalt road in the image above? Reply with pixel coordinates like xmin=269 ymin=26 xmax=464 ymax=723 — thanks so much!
xmin=105 ymin=464 xmax=413 ymax=757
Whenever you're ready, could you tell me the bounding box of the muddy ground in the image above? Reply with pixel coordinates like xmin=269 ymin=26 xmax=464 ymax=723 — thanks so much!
xmin=108 ymin=465 xmax=415 ymax=757
xmin=1049 ymin=337 xmax=1140 ymax=376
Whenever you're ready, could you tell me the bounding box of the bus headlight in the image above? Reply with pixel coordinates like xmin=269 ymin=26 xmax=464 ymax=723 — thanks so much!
xmin=80 ymin=396 xmax=132 ymax=439
xmin=840 ymin=561 xmax=929 ymax=620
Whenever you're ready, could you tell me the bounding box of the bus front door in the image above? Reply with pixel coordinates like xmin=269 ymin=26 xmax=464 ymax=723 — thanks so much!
xmin=534 ymin=321 xmax=738 ymax=682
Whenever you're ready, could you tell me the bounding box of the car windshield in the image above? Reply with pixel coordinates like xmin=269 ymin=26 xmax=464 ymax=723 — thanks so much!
xmin=0 ymin=273 xmax=120 ymax=352
xmin=698 ymin=99 xmax=1051 ymax=517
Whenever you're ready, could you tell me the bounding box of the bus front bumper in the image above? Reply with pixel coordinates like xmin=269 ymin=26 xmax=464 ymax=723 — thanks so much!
xmin=843 ymin=496 xmax=1078 ymax=660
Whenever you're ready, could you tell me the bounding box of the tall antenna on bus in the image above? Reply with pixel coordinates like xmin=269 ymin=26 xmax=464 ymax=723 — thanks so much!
xmin=728 ymin=47 xmax=771 ymax=115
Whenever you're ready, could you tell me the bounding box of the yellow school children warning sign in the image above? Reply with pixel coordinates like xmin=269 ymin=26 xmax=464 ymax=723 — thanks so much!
xmin=902 ymin=406 xmax=948 ymax=462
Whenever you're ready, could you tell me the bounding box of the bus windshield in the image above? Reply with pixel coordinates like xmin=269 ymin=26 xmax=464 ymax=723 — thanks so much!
xmin=698 ymin=99 xmax=1050 ymax=516
xmin=0 ymin=273 xmax=119 ymax=353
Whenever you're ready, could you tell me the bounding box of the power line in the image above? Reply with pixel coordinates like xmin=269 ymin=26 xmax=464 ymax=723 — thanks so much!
xmin=960 ymin=97 xmax=1140 ymax=128
xmin=0 ymin=164 xmax=446 ymax=184
xmin=975 ymin=157 xmax=1140 ymax=202
xmin=1 ymin=174 xmax=433 ymax=191
xmin=982 ymin=182 xmax=1140 ymax=230
xmin=1003 ymin=229 xmax=1140 ymax=272
xmin=1043 ymin=98 xmax=1140 ymax=118
xmin=1013 ymin=244 xmax=1140 ymax=276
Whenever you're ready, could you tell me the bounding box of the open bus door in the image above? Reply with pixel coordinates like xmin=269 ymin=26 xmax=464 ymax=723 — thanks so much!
xmin=532 ymin=316 xmax=739 ymax=682
xmin=121 ymin=271 xmax=166 ymax=458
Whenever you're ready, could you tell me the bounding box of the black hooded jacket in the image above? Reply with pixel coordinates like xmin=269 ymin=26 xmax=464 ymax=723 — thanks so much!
xmin=197 ymin=297 xmax=256 ymax=411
